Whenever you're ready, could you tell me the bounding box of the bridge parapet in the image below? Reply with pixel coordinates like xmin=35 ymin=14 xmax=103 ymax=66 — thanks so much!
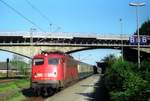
xmin=0 ymin=32 xmax=130 ymax=38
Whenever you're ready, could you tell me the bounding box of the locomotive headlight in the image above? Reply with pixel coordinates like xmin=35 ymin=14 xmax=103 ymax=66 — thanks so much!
xmin=34 ymin=73 xmax=43 ymax=77
xmin=48 ymin=71 xmax=57 ymax=77
xmin=45 ymin=54 xmax=48 ymax=56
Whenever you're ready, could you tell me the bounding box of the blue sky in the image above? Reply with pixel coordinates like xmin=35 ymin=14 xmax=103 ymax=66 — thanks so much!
xmin=0 ymin=0 xmax=150 ymax=65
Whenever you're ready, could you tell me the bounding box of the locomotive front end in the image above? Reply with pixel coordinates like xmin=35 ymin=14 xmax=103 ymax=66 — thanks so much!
xmin=31 ymin=53 xmax=63 ymax=95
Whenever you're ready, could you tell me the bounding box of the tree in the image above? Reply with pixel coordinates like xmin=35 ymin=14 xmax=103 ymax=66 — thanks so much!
xmin=135 ymin=19 xmax=150 ymax=35
xmin=102 ymin=54 xmax=116 ymax=68
xmin=11 ymin=54 xmax=30 ymax=76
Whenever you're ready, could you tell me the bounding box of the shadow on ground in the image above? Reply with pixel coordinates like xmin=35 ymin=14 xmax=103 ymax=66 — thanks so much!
xmin=22 ymin=88 xmax=35 ymax=97
xmin=22 ymin=87 xmax=55 ymax=99
xmin=76 ymin=74 xmax=110 ymax=101
xmin=91 ymin=76 xmax=110 ymax=101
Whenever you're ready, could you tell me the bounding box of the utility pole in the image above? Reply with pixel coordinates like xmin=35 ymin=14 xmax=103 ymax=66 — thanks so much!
xmin=30 ymin=28 xmax=36 ymax=68
xmin=30 ymin=28 xmax=36 ymax=45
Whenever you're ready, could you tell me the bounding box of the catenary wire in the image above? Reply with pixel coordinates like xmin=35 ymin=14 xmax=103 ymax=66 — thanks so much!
xmin=24 ymin=0 xmax=62 ymax=42
xmin=0 ymin=0 xmax=45 ymax=32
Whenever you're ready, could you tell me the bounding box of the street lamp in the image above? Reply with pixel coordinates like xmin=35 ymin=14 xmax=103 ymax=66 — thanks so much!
xmin=120 ymin=18 xmax=123 ymax=61
xmin=129 ymin=2 xmax=145 ymax=69
xmin=49 ymin=24 xmax=52 ymax=32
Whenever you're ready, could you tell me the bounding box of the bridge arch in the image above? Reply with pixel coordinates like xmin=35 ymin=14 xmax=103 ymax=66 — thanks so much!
xmin=66 ymin=46 xmax=121 ymax=54
xmin=0 ymin=45 xmax=86 ymax=58
xmin=0 ymin=49 xmax=31 ymax=59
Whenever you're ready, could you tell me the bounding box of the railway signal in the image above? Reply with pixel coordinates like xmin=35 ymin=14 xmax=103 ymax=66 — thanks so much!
xmin=6 ymin=58 xmax=9 ymax=78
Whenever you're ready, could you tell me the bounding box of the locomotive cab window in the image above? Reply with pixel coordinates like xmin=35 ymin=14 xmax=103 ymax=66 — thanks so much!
xmin=48 ymin=58 xmax=59 ymax=65
xmin=33 ymin=58 xmax=44 ymax=65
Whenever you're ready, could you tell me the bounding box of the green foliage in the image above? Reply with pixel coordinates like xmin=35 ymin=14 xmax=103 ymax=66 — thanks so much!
xmin=0 ymin=79 xmax=29 ymax=92
xmin=139 ymin=59 xmax=150 ymax=82
xmin=102 ymin=54 xmax=116 ymax=68
xmin=104 ymin=59 xmax=150 ymax=101
xmin=104 ymin=60 xmax=134 ymax=92
xmin=139 ymin=19 xmax=150 ymax=35
xmin=0 ymin=79 xmax=29 ymax=101
xmin=134 ymin=19 xmax=150 ymax=35
xmin=140 ymin=59 xmax=150 ymax=72
xmin=10 ymin=60 xmax=30 ymax=76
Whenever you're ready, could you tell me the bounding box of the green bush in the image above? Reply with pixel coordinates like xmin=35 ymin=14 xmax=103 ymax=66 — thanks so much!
xmin=104 ymin=68 xmax=124 ymax=92
xmin=104 ymin=59 xmax=150 ymax=101
xmin=104 ymin=60 xmax=134 ymax=92
xmin=139 ymin=59 xmax=150 ymax=82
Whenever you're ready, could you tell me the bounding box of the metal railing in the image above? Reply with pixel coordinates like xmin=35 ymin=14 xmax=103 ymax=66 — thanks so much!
xmin=0 ymin=32 xmax=130 ymax=39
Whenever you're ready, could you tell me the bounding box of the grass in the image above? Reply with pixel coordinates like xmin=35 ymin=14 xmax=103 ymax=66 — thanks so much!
xmin=7 ymin=92 xmax=26 ymax=101
xmin=0 ymin=79 xmax=30 ymax=101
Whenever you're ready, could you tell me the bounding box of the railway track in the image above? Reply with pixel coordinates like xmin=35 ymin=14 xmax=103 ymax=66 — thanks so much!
xmin=21 ymin=88 xmax=55 ymax=101
xmin=22 ymin=97 xmax=44 ymax=101
xmin=0 ymin=79 xmax=16 ymax=83
xmin=0 ymin=77 xmax=26 ymax=84
xmin=22 ymin=75 xmax=94 ymax=101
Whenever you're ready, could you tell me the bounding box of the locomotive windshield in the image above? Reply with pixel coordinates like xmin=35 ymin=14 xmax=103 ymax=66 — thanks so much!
xmin=33 ymin=58 xmax=44 ymax=65
xmin=48 ymin=58 xmax=59 ymax=65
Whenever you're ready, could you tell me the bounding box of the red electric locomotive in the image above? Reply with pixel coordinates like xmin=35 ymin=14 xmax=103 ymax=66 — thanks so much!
xmin=31 ymin=51 xmax=79 ymax=95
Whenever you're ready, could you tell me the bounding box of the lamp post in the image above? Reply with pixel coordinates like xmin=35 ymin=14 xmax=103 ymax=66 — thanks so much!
xmin=49 ymin=24 xmax=52 ymax=32
xmin=120 ymin=18 xmax=123 ymax=61
xmin=129 ymin=2 xmax=145 ymax=69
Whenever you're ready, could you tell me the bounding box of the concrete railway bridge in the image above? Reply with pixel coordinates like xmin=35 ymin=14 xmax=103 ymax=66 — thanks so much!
xmin=0 ymin=32 xmax=150 ymax=59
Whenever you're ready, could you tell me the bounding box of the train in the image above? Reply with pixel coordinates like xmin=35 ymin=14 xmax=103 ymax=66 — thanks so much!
xmin=31 ymin=50 xmax=93 ymax=96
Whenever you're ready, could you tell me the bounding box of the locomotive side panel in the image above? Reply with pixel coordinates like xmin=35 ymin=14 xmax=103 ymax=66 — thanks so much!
xmin=63 ymin=57 xmax=79 ymax=86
